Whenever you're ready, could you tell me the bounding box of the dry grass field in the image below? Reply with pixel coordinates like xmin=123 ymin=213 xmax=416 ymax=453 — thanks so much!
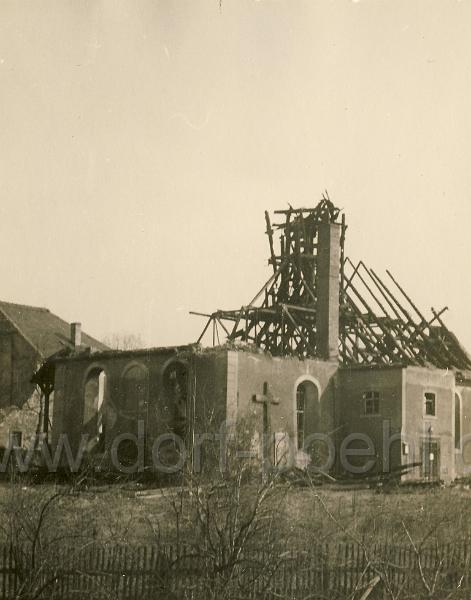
xmin=0 ymin=481 xmax=469 ymax=550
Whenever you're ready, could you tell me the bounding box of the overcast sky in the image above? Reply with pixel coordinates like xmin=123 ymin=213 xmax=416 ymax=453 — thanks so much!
xmin=1 ymin=0 xmax=470 ymax=351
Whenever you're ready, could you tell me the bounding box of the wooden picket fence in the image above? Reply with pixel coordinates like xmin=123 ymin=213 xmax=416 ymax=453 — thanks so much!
xmin=0 ymin=540 xmax=470 ymax=599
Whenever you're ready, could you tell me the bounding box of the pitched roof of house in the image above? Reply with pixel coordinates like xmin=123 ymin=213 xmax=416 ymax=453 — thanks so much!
xmin=0 ymin=301 xmax=108 ymax=358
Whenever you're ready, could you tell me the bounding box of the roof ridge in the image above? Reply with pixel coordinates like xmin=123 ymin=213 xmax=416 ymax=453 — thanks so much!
xmin=0 ymin=300 xmax=50 ymax=313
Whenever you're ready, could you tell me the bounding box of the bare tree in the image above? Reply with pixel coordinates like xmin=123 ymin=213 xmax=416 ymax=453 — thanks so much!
xmin=0 ymin=484 xmax=78 ymax=599
xmin=102 ymin=331 xmax=144 ymax=350
xmin=0 ymin=481 xmax=123 ymax=600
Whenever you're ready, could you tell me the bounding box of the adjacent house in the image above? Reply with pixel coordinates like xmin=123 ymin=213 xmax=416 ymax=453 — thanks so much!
xmin=0 ymin=301 xmax=107 ymax=447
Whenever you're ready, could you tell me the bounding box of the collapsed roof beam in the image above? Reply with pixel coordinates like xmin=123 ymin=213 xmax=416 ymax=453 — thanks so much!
xmin=191 ymin=197 xmax=471 ymax=370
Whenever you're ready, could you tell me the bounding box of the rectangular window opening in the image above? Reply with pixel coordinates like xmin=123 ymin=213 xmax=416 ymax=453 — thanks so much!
xmin=296 ymin=389 xmax=305 ymax=450
xmin=364 ymin=391 xmax=380 ymax=415
xmin=424 ymin=392 xmax=436 ymax=417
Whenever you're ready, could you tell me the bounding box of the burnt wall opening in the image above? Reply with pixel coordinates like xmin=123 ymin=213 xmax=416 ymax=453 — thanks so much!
xmin=163 ymin=361 xmax=188 ymax=441
xmin=83 ymin=368 xmax=106 ymax=453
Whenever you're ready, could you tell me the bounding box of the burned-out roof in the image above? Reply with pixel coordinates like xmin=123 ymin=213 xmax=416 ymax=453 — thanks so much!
xmin=50 ymin=343 xmax=199 ymax=364
xmin=193 ymin=195 xmax=471 ymax=370
xmin=0 ymin=301 xmax=108 ymax=358
xmin=31 ymin=342 xmax=200 ymax=390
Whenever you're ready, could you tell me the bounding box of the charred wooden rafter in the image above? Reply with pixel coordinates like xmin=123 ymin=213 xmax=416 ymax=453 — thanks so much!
xmin=192 ymin=195 xmax=471 ymax=370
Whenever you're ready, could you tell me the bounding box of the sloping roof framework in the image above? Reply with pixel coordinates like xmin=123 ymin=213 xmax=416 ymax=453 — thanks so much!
xmin=340 ymin=259 xmax=471 ymax=369
xmin=193 ymin=196 xmax=471 ymax=369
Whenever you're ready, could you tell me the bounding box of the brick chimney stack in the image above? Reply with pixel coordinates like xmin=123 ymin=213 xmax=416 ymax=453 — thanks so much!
xmin=316 ymin=221 xmax=341 ymax=360
xmin=70 ymin=322 xmax=82 ymax=348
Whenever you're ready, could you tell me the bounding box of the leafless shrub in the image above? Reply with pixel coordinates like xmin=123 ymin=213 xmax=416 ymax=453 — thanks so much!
xmin=310 ymin=489 xmax=471 ymax=600
xmin=146 ymin=417 xmax=289 ymax=599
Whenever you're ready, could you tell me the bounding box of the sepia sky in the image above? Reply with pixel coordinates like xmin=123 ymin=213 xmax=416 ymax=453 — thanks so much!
xmin=1 ymin=0 xmax=471 ymax=350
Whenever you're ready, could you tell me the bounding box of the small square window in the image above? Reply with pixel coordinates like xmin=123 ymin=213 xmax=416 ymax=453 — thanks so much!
xmin=424 ymin=392 xmax=436 ymax=416
xmin=364 ymin=391 xmax=380 ymax=415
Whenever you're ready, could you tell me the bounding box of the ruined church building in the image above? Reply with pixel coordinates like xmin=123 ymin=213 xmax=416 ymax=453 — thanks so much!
xmin=35 ymin=197 xmax=471 ymax=483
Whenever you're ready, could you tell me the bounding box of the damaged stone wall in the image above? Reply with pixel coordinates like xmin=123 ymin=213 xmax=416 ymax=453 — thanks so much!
xmin=0 ymin=388 xmax=45 ymax=448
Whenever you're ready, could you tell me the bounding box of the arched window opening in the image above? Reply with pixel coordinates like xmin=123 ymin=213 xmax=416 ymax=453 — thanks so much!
xmin=296 ymin=380 xmax=319 ymax=451
xmin=83 ymin=369 xmax=106 ymax=452
xmin=455 ymin=393 xmax=461 ymax=450
xmin=115 ymin=364 xmax=149 ymax=465
xmin=122 ymin=365 xmax=148 ymax=421
xmin=163 ymin=361 xmax=188 ymax=440
xmin=296 ymin=386 xmax=306 ymax=450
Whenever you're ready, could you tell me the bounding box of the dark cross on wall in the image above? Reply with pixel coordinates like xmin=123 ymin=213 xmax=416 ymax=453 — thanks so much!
xmin=252 ymin=382 xmax=280 ymax=467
